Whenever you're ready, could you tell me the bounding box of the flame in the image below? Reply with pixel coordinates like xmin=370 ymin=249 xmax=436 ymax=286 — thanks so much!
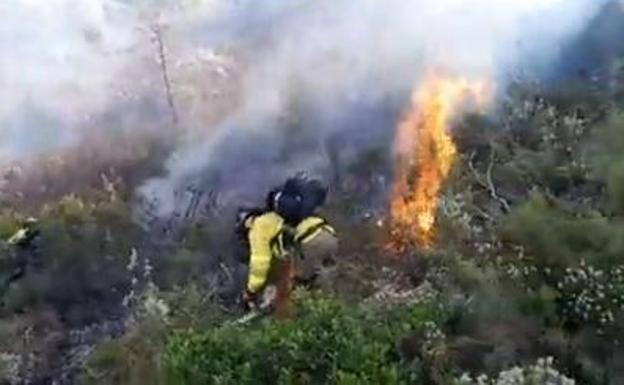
xmin=389 ymin=72 xmax=489 ymax=251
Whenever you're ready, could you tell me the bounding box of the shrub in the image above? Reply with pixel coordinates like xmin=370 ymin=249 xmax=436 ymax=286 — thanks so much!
xmin=557 ymin=261 xmax=624 ymax=334
xmin=607 ymin=159 xmax=624 ymax=214
xmin=501 ymin=195 xmax=611 ymax=268
xmin=78 ymin=314 xmax=169 ymax=385
xmin=455 ymin=357 xmax=575 ymax=385
xmin=79 ymin=281 xmax=230 ymax=385
xmin=1 ymin=194 xmax=138 ymax=323
xmin=165 ymin=290 xmax=446 ymax=385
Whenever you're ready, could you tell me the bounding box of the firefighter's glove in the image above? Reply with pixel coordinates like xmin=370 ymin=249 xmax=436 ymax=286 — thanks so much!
xmin=242 ymin=289 xmax=261 ymax=311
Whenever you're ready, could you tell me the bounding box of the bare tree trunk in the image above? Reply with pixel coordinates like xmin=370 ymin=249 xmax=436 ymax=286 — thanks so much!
xmin=468 ymin=149 xmax=511 ymax=214
xmin=325 ymin=135 xmax=343 ymax=192
xmin=152 ymin=24 xmax=179 ymax=126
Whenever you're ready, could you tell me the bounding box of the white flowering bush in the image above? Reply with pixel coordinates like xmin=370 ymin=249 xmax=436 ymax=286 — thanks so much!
xmin=455 ymin=357 xmax=575 ymax=385
xmin=140 ymin=282 xmax=171 ymax=320
xmin=501 ymin=257 xmax=624 ymax=331
xmin=557 ymin=261 xmax=624 ymax=332
xmin=422 ymin=320 xmax=447 ymax=352
xmin=123 ymin=248 xmax=170 ymax=325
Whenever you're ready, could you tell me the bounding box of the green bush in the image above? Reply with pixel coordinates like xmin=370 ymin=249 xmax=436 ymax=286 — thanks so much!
xmin=165 ymin=291 xmax=446 ymax=385
xmin=1 ymin=194 xmax=138 ymax=322
xmin=0 ymin=210 xmax=20 ymax=240
xmin=79 ymin=283 xmax=233 ymax=385
xmin=501 ymin=195 xmax=611 ymax=268
xmin=79 ymin=312 xmax=172 ymax=385
xmin=607 ymin=158 xmax=624 ymax=214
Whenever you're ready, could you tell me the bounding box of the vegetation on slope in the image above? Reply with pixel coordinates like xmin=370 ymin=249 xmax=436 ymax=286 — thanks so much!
xmin=1 ymin=3 xmax=624 ymax=385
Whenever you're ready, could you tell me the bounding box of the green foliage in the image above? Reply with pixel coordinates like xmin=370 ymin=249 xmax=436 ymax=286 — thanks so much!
xmin=591 ymin=114 xmax=624 ymax=166
xmin=165 ymin=291 xmax=445 ymax=385
xmin=1 ymin=194 xmax=139 ymax=322
xmin=79 ymin=315 xmax=169 ymax=385
xmin=607 ymin=159 xmax=624 ymax=213
xmin=0 ymin=211 xmax=20 ymax=240
xmin=501 ymin=195 xmax=611 ymax=268
xmin=79 ymin=283 xmax=230 ymax=385
xmin=596 ymin=115 xmax=624 ymax=214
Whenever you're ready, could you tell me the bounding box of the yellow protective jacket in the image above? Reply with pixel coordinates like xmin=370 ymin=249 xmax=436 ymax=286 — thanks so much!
xmin=246 ymin=213 xmax=336 ymax=293
xmin=246 ymin=212 xmax=285 ymax=293
xmin=7 ymin=228 xmax=29 ymax=245
xmin=294 ymin=217 xmax=336 ymax=245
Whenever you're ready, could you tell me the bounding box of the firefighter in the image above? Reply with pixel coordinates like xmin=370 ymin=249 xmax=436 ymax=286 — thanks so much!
xmin=292 ymin=213 xmax=337 ymax=287
xmin=8 ymin=217 xmax=40 ymax=248
xmin=1 ymin=217 xmax=41 ymax=296
xmin=240 ymin=175 xmax=337 ymax=319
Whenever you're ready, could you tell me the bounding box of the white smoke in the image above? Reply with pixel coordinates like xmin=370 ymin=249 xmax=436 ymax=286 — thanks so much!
xmin=0 ymin=0 xmax=608 ymax=215
xmin=0 ymin=0 xmax=223 ymax=160
xmin=0 ymin=0 xmax=138 ymax=159
xmin=140 ymin=0 xmax=605 ymax=216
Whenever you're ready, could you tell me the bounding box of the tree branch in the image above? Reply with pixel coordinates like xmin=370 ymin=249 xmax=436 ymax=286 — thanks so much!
xmin=151 ymin=23 xmax=178 ymax=125
xmin=468 ymin=150 xmax=511 ymax=214
xmin=485 ymin=149 xmax=511 ymax=213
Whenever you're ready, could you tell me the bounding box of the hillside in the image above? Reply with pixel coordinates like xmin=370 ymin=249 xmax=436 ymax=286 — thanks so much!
xmin=1 ymin=1 xmax=624 ymax=385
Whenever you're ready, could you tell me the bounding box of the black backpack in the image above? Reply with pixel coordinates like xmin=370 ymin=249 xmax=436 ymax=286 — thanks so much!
xmin=282 ymin=176 xmax=327 ymax=218
xmin=233 ymin=175 xmax=327 ymax=263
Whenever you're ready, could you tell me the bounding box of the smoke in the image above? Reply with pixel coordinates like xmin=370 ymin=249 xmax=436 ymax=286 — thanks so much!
xmin=0 ymin=0 xmax=609 ymax=216
xmin=140 ymin=0 xmax=605 ymax=216
xmin=0 ymin=1 xmax=140 ymax=157
xmin=0 ymin=0 xmax=226 ymax=161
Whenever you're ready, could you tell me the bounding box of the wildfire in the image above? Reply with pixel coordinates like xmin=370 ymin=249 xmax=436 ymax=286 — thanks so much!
xmin=389 ymin=72 xmax=489 ymax=251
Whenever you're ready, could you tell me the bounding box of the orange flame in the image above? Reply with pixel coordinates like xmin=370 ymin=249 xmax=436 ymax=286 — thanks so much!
xmin=389 ymin=72 xmax=489 ymax=251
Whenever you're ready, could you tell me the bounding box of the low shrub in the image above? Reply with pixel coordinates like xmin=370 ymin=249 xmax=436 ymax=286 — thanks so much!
xmin=165 ymin=290 xmax=446 ymax=385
